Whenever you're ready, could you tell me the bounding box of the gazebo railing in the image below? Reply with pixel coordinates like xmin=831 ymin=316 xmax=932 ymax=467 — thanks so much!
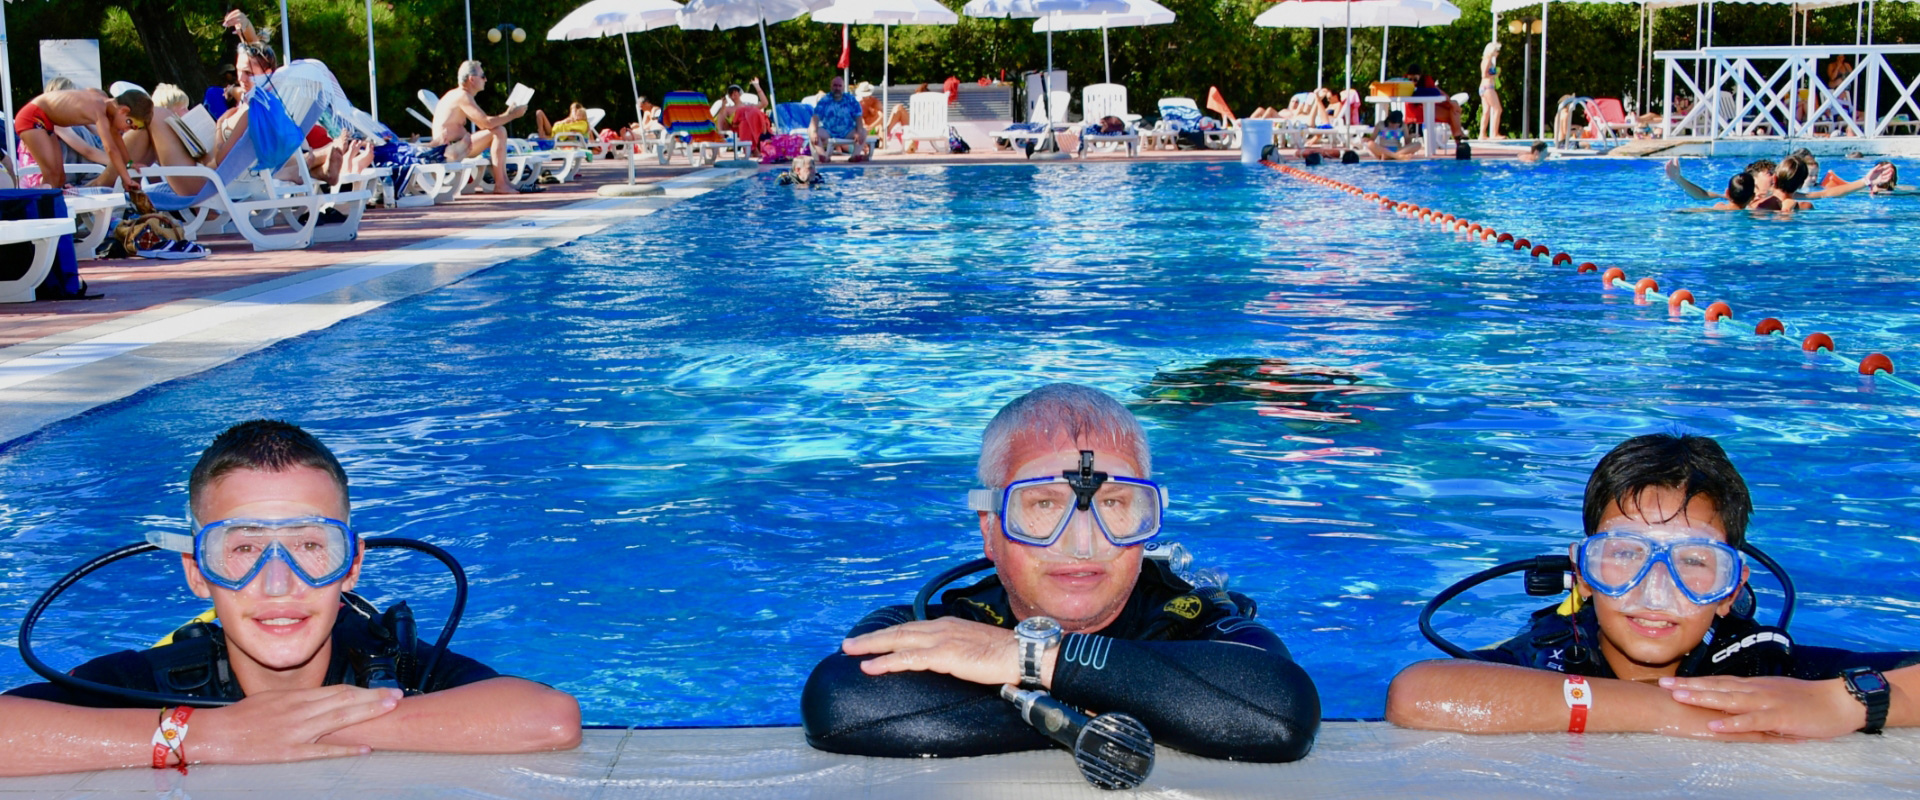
xmin=1656 ymin=45 xmax=1920 ymax=140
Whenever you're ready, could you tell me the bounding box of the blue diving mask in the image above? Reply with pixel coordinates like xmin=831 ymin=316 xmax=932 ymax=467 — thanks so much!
xmin=1577 ymin=530 xmax=1744 ymax=606
xmin=967 ymin=450 xmax=1169 ymax=549
xmin=149 ymin=516 xmax=358 ymax=592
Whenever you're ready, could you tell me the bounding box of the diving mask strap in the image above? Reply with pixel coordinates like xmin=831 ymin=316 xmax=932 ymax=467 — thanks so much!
xmin=1062 ymin=450 xmax=1109 ymax=512
xmin=147 ymin=531 xmax=195 ymax=554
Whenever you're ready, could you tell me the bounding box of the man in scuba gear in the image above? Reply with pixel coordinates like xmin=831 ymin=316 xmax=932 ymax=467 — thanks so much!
xmin=1 ymin=420 xmax=580 ymax=776
xmin=800 ymin=383 xmax=1321 ymax=762
xmin=1387 ymin=433 xmax=1920 ymax=740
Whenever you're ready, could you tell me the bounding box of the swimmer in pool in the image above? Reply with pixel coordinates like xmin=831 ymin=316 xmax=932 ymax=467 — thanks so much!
xmin=1676 ymin=172 xmax=1758 ymax=212
xmin=0 ymin=420 xmax=580 ymax=776
xmin=1386 ymin=433 xmax=1920 ymax=740
xmin=801 ymin=383 xmax=1320 ymax=762
xmin=777 ymin=155 xmax=824 ymax=187
xmin=1866 ymin=161 xmax=1916 ymax=195
xmin=1665 ymin=155 xmax=1890 ymax=206
xmin=1516 ymin=141 xmax=1548 ymax=164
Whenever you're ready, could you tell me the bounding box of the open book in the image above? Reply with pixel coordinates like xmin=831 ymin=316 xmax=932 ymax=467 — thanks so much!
xmin=166 ymin=106 xmax=218 ymax=159
xmin=506 ymin=83 xmax=535 ymax=110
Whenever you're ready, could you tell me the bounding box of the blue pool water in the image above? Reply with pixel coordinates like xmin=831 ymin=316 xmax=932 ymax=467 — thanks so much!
xmin=3 ymin=159 xmax=1919 ymax=725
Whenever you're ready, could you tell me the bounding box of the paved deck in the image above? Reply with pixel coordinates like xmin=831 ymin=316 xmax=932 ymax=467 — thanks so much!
xmin=3 ymin=723 xmax=1917 ymax=798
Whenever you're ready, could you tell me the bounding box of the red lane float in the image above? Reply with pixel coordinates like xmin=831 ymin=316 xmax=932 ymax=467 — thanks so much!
xmin=1552 ymin=253 xmax=1573 ymax=265
xmin=1577 ymin=262 xmax=1597 ymax=273
xmin=1531 ymin=244 xmax=1551 ymax=257
xmin=1497 ymin=232 xmax=1514 ymax=243
xmin=1802 ymin=332 xmax=1835 ymax=352
xmin=1704 ymin=301 xmax=1733 ymax=323
xmin=1860 ymin=353 xmax=1895 ymax=375
xmin=1633 ymin=277 xmax=1659 ymax=303
xmin=1755 ymin=318 xmax=1785 ymax=336
xmin=1600 ymin=267 xmax=1625 ymax=288
xmin=1667 ymin=289 xmax=1694 ymax=312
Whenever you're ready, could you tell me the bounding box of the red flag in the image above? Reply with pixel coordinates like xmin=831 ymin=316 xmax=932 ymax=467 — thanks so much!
xmin=838 ymin=25 xmax=851 ymax=70
xmin=1206 ymin=86 xmax=1237 ymax=124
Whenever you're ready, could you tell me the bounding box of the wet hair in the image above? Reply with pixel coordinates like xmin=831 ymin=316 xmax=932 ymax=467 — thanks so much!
xmin=43 ymin=76 xmax=76 ymax=92
xmin=188 ymin=420 xmax=349 ymax=522
xmin=151 ymin=83 xmax=190 ymax=112
xmin=457 ymin=59 xmax=485 ymax=83
xmin=1530 ymin=141 xmax=1548 ymax=154
xmin=977 ymin=384 xmax=1150 ymax=488
xmin=1743 ymin=159 xmax=1776 ymax=176
xmin=114 ymin=90 xmax=154 ymax=126
xmin=1725 ymin=172 xmax=1756 ymax=208
xmin=1774 ymin=156 xmax=1809 ymax=194
xmin=1583 ymin=433 xmax=1751 ymax=547
xmin=1873 ymin=160 xmax=1897 ymax=190
xmin=1789 ymin=147 xmax=1814 ymax=165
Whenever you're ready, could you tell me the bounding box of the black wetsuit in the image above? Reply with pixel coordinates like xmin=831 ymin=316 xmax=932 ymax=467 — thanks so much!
xmin=5 ymin=599 xmax=500 ymax=707
xmin=801 ymin=559 xmax=1320 ymax=762
xmin=1474 ymin=601 xmax=1920 ymax=680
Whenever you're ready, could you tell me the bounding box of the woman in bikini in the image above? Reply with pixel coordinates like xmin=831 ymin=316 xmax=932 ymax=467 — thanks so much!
xmin=1479 ymin=42 xmax=1502 ymax=140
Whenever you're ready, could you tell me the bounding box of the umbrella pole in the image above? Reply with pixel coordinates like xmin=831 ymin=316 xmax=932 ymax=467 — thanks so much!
xmin=365 ymin=0 xmax=378 ymax=122
xmin=1635 ymin=3 xmax=1644 ymax=115
xmin=1538 ymin=0 xmax=1547 ymax=145
xmin=1317 ymin=24 xmax=1324 ymax=90
xmin=1380 ymin=26 xmax=1388 ymax=83
xmin=466 ymin=0 xmax=475 ymax=62
xmin=280 ymin=0 xmax=292 ymax=61
xmin=883 ymin=24 xmax=890 ymax=117
xmin=759 ymin=14 xmax=779 ymax=108
xmin=1344 ymin=2 xmax=1352 ymax=91
xmin=1103 ymin=24 xmax=1110 ymax=85
xmin=622 ymin=31 xmax=642 ymax=127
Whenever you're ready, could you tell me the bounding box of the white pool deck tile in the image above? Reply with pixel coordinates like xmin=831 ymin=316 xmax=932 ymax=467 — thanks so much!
xmin=0 ymin=168 xmax=752 ymax=446
xmin=7 ymin=723 xmax=1920 ymax=798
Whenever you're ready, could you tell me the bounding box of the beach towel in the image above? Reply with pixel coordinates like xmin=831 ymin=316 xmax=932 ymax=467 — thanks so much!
xmin=1160 ymin=104 xmax=1203 ymax=134
xmin=663 ymin=92 xmax=722 ymax=143
xmin=774 ymin=103 xmax=813 ymax=133
xmin=247 ymin=75 xmax=305 ymax=172
xmin=731 ymin=106 xmax=770 ymax=152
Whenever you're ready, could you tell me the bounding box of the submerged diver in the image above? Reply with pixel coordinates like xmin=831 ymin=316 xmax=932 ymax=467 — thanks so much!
xmin=1388 ymin=433 xmax=1919 ymax=739
xmin=800 ymin=383 xmax=1320 ymax=762
xmin=0 ymin=420 xmax=579 ymax=776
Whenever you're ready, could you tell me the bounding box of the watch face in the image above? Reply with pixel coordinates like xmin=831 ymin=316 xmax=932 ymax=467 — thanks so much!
xmin=1018 ymin=616 xmax=1062 ymax=638
xmin=1851 ymin=671 xmax=1891 ymax=693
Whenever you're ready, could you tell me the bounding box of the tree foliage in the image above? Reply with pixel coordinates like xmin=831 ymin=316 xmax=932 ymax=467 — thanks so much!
xmin=3 ymin=0 xmax=1913 ymax=138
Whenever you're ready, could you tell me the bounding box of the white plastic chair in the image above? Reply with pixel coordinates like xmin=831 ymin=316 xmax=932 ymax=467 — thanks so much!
xmin=906 ymin=92 xmax=950 ymax=153
xmin=0 ymin=217 xmax=76 ymax=303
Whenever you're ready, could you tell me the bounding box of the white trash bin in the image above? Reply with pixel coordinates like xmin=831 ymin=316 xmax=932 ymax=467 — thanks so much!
xmin=1239 ymin=119 xmax=1276 ymax=163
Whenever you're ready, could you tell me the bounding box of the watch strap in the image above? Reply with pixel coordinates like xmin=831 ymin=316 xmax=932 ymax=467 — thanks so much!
xmin=1842 ymin=667 xmax=1890 ymax=735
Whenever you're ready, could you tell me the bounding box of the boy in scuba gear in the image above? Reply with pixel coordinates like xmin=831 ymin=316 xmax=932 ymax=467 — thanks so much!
xmin=1387 ymin=433 xmax=1920 ymax=740
xmin=800 ymin=383 xmax=1321 ymax=762
xmin=0 ymin=420 xmax=580 ymax=776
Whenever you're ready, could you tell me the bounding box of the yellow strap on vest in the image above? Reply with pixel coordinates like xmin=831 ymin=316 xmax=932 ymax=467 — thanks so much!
xmin=1555 ymin=591 xmax=1584 ymax=616
xmin=152 ymin=609 xmax=219 ymax=648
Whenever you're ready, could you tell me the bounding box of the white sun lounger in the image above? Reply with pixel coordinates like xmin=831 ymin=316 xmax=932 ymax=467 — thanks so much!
xmin=0 ymin=217 xmax=77 ymax=303
xmin=905 ymin=92 xmax=950 ymax=153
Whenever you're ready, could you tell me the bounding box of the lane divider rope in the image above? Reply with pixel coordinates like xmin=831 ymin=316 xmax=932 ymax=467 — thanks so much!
xmin=1258 ymin=160 xmax=1918 ymax=396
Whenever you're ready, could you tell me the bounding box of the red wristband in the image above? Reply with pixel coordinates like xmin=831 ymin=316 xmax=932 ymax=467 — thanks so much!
xmin=1562 ymin=675 xmax=1591 ymax=734
xmin=151 ymin=706 xmax=193 ymax=774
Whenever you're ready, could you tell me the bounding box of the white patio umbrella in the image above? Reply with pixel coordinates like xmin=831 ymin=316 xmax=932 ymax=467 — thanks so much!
xmin=2 ymin=0 xmax=20 ymax=146
xmin=962 ymin=0 xmax=1129 ymax=130
xmin=550 ymin=0 xmax=687 ymax=130
xmin=1030 ymin=0 xmax=1175 ymax=85
xmin=678 ymin=0 xmax=832 ymax=109
xmin=1256 ymin=0 xmax=1459 ymax=89
xmin=812 ymin=0 xmax=958 ymax=115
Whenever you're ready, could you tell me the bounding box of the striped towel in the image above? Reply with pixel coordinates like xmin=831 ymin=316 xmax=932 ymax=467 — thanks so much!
xmin=663 ymin=91 xmax=722 ymax=143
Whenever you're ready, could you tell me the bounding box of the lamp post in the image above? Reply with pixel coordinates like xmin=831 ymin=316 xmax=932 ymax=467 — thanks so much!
xmin=487 ymin=24 xmax=525 ymax=136
xmin=1507 ymin=18 xmax=1543 ymax=139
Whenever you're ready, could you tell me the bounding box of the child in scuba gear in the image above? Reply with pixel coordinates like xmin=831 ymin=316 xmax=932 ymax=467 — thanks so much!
xmin=0 ymin=420 xmax=580 ymax=777
xmin=1386 ymin=433 xmax=1920 ymax=740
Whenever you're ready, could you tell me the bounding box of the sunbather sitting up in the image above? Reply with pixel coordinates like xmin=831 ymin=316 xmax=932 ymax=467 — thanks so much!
xmin=810 ymin=76 xmax=869 ymax=163
xmin=716 ymin=79 xmax=771 ymax=155
xmin=536 ymin=102 xmax=595 ymax=140
xmin=429 ymin=59 xmax=527 ymax=194
xmin=1364 ymin=111 xmax=1420 ymax=161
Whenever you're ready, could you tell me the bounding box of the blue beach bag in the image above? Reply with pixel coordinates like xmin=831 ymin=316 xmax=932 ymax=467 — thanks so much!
xmin=246 ymin=75 xmax=304 ymax=171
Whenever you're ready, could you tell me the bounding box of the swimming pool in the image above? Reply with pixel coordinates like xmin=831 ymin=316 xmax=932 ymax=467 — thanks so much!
xmin=3 ymin=159 xmax=1918 ymax=724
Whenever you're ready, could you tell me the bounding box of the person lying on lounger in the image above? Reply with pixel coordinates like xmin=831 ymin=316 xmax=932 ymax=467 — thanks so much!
xmin=536 ymin=102 xmax=595 ymax=140
xmin=1387 ymin=433 xmax=1920 ymax=740
xmin=0 ymin=420 xmax=580 ymax=776
xmin=801 ymin=383 xmax=1320 ymax=763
